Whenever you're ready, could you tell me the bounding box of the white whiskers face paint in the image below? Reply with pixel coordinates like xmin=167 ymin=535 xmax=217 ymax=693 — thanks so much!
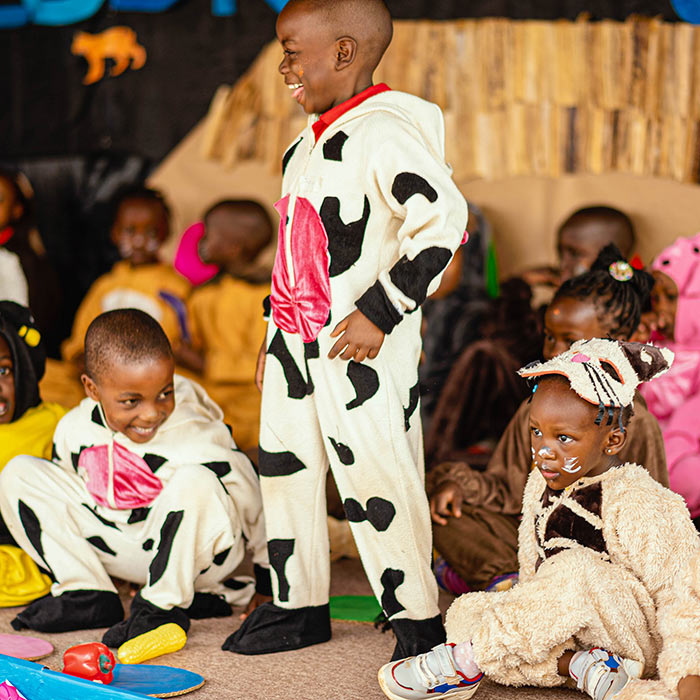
xmin=562 ymin=456 xmax=581 ymax=473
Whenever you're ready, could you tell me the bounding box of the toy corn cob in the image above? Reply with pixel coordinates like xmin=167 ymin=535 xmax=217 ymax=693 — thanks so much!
xmin=117 ymin=623 xmax=187 ymax=664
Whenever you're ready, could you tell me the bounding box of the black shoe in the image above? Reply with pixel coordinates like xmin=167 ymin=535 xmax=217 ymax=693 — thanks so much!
xmin=102 ymin=592 xmax=190 ymax=648
xmin=389 ymin=614 xmax=446 ymax=660
xmin=222 ymin=602 xmax=331 ymax=655
xmin=11 ymin=590 xmax=124 ymax=633
xmin=185 ymin=592 xmax=232 ymax=619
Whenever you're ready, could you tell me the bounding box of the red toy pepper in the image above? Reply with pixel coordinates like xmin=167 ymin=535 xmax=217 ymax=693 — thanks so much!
xmin=62 ymin=642 xmax=116 ymax=684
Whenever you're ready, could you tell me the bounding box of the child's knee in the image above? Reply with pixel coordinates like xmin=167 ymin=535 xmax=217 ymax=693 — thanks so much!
xmin=161 ymin=464 xmax=225 ymax=505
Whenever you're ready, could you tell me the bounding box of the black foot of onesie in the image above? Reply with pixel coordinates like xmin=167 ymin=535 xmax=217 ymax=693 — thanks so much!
xmin=222 ymin=602 xmax=331 ymax=654
xmin=185 ymin=592 xmax=232 ymax=619
xmin=390 ymin=615 xmax=446 ymax=660
xmin=102 ymin=592 xmax=190 ymax=648
xmin=12 ymin=590 xmax=124 ymax=633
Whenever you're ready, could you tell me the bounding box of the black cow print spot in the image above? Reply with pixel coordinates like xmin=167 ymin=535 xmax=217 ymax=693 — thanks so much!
xmin=346 ymin=361 xmax=380 ymax=410
xmin=128 ymin=508 xmax=151 ymax=524
xmin=329 ymin=437 xmax=355 ymax=465
xmin=282 ymin=138 xmax=302 ymax=175
xmin=268 ymin=539 xmax=295 ymax=602
xmin=391 ymin=172 xmax=438 ymax=205
xmin=389 ymin=247 xmax=452 ymax=307
xmin=380 ymin=568 xmax=406 ymax=617
xmin=149 ymin=510 xmax=184 ymax=586
xmin=18 ymin=500 xmax=54 ymax=578
xmin=143 ymin=454 xmax=167 ymax=473
xmin=213 ymin=547 xmax=231 ymax=566
xmin=203 ymin=461 xmax=232 ymax=478
xmin=51 ymin=443 xmax=59 ymax=461
xmin=87 ymin=535 xmax=117 ymax=556
xmin=258 ymin=447 xmax=307 ymax=477
xmin=91 ymin=406 xmax=105 ymax=427
xmin=322 ymin=131 xmax=348 ymax=161
xmin=142 ymin=538 xmax=154 ymax=551
xmin=404 ymin=380 xmax=420 ymax=431
xmin=267 ymin=330 xmax=314 ymax=399
xmin=321 ymin=196 xmax=371 ymax=277
xmin=70 ymin=450 xmax=85 ymax=471
xmin=343 ymin=497 xmax=396 ymax=531
xmin=224 ymin=578 xmax=249 ymax=590
xmin=81 ymin=504 xmax=120 ymax=530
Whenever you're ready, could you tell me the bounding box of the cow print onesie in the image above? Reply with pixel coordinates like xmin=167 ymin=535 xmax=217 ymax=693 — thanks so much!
xmin=226 ymin=86 xmax=469 ymax=659
xmin=0 ymin=375 xmax=270 ymax=636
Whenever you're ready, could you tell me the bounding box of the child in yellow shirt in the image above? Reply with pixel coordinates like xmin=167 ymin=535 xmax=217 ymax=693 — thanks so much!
xmin=174 ymin=200 xmax=272 ymax=452
xmin=41 ymin=186 xmax=190 ymax=407
xmin=0 ymin=301 xmax=64 ymax=607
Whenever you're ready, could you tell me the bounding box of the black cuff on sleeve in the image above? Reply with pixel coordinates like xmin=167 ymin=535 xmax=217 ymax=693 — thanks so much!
xmin=254 ymin=563 xmax=273 ymax=596
xmin=262 ymin=295 xmax=271 ymax=320
xmin=355 ymin=281 xmax=402 ymax=335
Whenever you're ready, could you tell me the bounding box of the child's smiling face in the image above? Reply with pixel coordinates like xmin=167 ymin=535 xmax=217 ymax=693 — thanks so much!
xmin=82 ymin=355 xmax=175 ymax=443
xmin=0 ymin=176 xmax=22 ymax=231
xmin=529 ymin=376 xmax=626 ymax=491
xmin=276 ymin=3 xmax=343 ymax=115
xmin=0 ymin=335 xmax=14 ymax=424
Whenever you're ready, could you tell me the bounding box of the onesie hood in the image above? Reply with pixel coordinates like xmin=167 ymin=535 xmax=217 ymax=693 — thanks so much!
xmin=325 ymin=89 xmax=450 ymax=164
xmin=652 ymin=232 xmax=700 ymax=347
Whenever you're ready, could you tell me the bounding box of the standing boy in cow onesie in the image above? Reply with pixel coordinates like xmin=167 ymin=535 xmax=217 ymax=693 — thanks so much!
xmin=225 ymin=0 xmax=468 ymax=660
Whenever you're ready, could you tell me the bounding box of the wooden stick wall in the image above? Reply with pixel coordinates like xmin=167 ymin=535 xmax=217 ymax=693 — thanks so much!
xmin=201 ymin=17 xmax=700 ymax=183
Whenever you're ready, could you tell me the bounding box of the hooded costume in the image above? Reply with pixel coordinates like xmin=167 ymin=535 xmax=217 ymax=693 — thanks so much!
xmin=640 ymin=232 xmax=700 ymax=518
xmin=0 ymin=302 xmax=64 ymax=606
xmin=0 ymin=374 xmax=270 ymax=641
xmin=226 ymin=85 xmax=468 ymax=659
xmin=445 ymin=340 xmax=700 ymax=698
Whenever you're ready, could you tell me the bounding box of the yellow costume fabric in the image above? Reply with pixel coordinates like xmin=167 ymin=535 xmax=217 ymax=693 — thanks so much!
xmin=0 ymin=401 xmax=65 ymax=605
xmin=61 ymin=261 xmax=190 ymax=361
xmin=187 ymin=276 xmax=270 ymax=451
xmin=41 ymin=262 xmax=190 ymax=408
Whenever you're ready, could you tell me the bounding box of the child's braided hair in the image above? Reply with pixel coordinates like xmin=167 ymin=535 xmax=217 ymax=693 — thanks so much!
xmin=552 ymin=244 xmax=653 ymax=339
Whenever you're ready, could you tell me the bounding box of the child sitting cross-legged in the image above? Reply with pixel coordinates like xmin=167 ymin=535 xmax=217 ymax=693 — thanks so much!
xmin=174 ymin=199 xmax=272 ymax=453
xmin=380 ymin=338 xmax=700 ymax=700
xmin=0 ymin=309 xmax=271 ymax=658
xmin=428 ymin=245 xmax=668 ymax=596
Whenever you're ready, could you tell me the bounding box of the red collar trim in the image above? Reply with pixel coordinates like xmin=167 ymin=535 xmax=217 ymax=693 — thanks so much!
xmin=0 ymin=227 xmax=14 ymax=246
xmin=312 ymin=83 xmax=391 ymax=142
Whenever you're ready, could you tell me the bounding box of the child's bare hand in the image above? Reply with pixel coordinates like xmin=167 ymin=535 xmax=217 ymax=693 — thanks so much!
xmin=239 ymin=592 xmax=273 ymax=620
xmin=255 ymin=338 xmax=266 ymax=392
xmin=329 ymin=310 xmax=385 ymax=361
xmin=678 ymin=675 xmax=700 ymax=700
xmin=430 ymin=480 xmax=464 ymax=526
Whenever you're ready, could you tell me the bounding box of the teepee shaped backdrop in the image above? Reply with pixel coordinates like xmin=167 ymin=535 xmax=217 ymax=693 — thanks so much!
xmin=200 ymin=16 xmax=700 ymax=184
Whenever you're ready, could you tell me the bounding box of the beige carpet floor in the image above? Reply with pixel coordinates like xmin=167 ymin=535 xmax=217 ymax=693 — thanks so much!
xmin=1 ymin=558 xmax=580 ymax=699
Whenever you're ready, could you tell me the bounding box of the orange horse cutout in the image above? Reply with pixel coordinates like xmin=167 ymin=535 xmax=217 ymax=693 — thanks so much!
xmin=72 ymin=27 xmax=146 ymax=85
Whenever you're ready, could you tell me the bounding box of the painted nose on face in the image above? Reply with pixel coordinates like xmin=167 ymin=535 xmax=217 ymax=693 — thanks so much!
xmin=537 ymin=445 xmax=556 ymax=461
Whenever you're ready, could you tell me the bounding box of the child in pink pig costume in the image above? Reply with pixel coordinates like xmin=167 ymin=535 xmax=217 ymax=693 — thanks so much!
xmin=640 ymin=232 xmax=700 ymax=519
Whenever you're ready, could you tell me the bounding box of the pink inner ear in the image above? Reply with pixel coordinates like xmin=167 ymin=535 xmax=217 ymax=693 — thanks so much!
xmin=571 ymin=353 xmax=590 ymax=363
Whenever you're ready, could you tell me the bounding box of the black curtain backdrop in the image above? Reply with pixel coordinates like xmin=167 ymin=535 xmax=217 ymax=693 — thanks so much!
xmin=1 ymin=0 xmax=681 ymax=165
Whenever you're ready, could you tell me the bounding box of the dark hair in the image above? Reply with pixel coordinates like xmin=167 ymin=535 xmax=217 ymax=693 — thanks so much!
xmin=558 ymin=206 xmax=635 ymax=256
xmin=552 ymin=244 xmax=653 ymax=339
xmin=111 ymin=185 xmax=170 ymax=228
xmin=204 ymin=199 xmax=273 ymax=257
xmin=85 ymin=308 xmax=173 ymax=380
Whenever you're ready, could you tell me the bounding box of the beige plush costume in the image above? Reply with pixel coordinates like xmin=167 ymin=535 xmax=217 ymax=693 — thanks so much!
xmin=445 ymin=463 xmax=700 ymax=695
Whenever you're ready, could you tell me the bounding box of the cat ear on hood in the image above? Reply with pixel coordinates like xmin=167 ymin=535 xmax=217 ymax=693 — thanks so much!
xmin=618 ymin=340 xmax=673 ymax=383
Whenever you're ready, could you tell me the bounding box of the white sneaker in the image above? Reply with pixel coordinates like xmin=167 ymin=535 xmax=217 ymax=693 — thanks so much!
xmin=570 ymin=648 xmax=644 ymax=700
xmin=378 ymin=643 xmax=482 ymax=700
